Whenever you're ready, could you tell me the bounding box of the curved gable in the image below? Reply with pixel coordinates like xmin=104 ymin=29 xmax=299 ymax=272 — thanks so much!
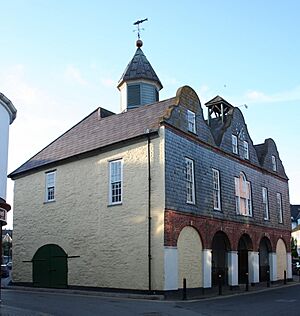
xmin=255 ymin=138 xmax=287 ymax=179
xmin=218 ymin=107 xmax=260 ymax=165
xmin=164 ymin=86 xmax=215 ymax=145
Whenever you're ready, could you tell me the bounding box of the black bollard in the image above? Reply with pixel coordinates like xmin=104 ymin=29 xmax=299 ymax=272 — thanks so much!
xmin=298 ymin=269 xmax=300 ymax=282
xmin=284 ymin=270 xmax=287 ymax=285
xmin=182 ymin=278 xmax=187 ymax=300
xmin=245 ymin=272 xmax=249 ymax=291
xmin=218 ymin=274 xmax=222 ymax=295
xmin=267 ymin=269 xmax=270 ymax=287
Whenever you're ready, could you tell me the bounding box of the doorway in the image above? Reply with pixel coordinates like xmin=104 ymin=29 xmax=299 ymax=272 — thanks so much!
xmin=33 ymin=244 xmax=68 ymax=288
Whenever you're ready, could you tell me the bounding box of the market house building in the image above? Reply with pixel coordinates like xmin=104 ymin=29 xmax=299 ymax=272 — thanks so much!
xmin=0 ymin=93 xmax=16 ymax=226
xmin=9 ymin=40 xmax=291 ymax=294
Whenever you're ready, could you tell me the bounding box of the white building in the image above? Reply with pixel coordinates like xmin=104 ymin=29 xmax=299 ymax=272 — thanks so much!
xmin=0 ymin=93 xmax=16 ymax=226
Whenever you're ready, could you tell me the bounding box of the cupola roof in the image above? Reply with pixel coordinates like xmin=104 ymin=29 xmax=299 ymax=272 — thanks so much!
xmin=117 ymin=43 xmax=163 ymax=90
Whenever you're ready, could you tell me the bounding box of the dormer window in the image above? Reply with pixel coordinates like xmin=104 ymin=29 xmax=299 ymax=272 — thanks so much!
xmin=272 ymin=155 xmax=277 ymax=171
xmin=187 ymin=110 xmax=196 ymax=133
xmin=243 ymin=141 xmax=249 ymax=159
xmin=232 ymin=135 xmax=238 ymax=154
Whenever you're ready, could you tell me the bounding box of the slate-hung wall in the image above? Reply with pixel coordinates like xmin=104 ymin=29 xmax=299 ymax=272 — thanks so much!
xmin=164 ymin=109 xmax=290 ymax=231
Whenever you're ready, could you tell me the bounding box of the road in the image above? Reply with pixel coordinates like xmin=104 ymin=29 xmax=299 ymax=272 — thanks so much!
xmin=1 ymin=284 xmax=299 ymax=316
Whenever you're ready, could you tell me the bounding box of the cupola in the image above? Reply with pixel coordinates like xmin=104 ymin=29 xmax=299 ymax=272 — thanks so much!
xmin=117 ymin=40 xmax=163 ymax=112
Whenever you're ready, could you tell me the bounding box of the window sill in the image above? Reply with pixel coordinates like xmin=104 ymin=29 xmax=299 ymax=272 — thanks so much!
xmin=237 ymin=213 xmax=252 ymax=217
xmin=214 ymin=208 xmax=222 ymax=212
xmin=186 ymin=201 xmax=196 ymax=205
xmin=108 ymin=203 xmax=122 ymax=207
xmin=188 ymin=130 xmax=197 ymax=135
xmin=44 ymin=200 xmax=56 ymax=204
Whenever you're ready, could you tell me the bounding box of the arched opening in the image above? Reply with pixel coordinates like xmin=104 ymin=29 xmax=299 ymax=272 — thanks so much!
xmin=177 ymin=226 xmax=202 ymax=289
xmin=276 ymin=238 xmax=287 ymax=280
xmin=238 ymin=234 xmax=253 ymax=284
xmin=259 ymin=237 xmax=272 ymax=281
xmin=33 ymin=244 xmax=68 ymax=288
xmin=211 ymin=231 xmax=231 ymax=285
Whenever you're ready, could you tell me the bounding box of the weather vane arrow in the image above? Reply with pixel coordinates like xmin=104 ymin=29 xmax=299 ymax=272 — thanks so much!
xmin=133 ymin=18 xmax=148 ymax=39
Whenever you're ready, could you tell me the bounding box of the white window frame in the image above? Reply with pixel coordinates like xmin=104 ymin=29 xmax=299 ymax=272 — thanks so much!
xmin=109 ymin=159 xmax=123 ymax=205
xmin=187 ymin=110 xmax=196 ymax=133
xmin=185 ymin=157 xmax=195 ymax=204
xmin=243 ymin=141 xmax=249 ymax=159
xmin=277 ymin=192 xmax=283 ymax=223
xmin=45 ymin=171 xmax=56 ymax=202
xmin=212 ymin=168 xmax=221 ymax=211
xmin=234 ymin=172 xmax=252 ymax=217
xmin=272 ymin=155 xmax=277 ymax=171
xmin=232 ymin=135 xmax=238 ymax=154
xmin=262 ymin=187 xmax=269 ymax=220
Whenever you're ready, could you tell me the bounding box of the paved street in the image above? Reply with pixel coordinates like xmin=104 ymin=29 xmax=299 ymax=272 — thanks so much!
xmin=1 ymin=283 xmax=300 ymax=316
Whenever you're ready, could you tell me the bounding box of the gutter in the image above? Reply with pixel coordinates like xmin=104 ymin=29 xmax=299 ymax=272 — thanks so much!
xmin=146 ymin=130 xmax=152 ymax=292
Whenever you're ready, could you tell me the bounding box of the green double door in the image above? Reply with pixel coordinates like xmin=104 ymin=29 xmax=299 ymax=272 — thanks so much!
xmin=33 ymin=244 xmax=67 ymax=288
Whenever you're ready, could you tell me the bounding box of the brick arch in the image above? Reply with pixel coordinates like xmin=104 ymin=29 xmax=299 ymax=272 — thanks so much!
xmin=259 ymin=236 xmax=273 ymax=252
xmin=211 ymin=230 xmax=232 ymax=251
xmin=234 ymin=233 xmax=254 ymax=251
xmin=178 ymin=224 xmax=204 ymax=246
xmin=274 ymin=235 xmax=290 ymax=252
xmin=164 ymin=210 xmax=291 ymax=252
xmin=257 ymin=233 xmax=274 ymax=252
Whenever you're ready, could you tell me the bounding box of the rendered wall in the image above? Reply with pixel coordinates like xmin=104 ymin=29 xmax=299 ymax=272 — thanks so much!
xmin=13 ymin=130 xmax=165 ymax=290
xmin=276 ymin=238 xmax=287 ymax=280
xmin=177 ymin=226 xmax=202 ymax=288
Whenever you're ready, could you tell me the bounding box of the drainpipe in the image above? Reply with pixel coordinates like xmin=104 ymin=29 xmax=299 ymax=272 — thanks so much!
xmin=146 ymin=131 xmax=152 ymax=292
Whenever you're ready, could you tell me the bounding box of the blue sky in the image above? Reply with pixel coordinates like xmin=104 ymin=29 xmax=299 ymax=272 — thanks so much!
xmin=1 ymin=0 xmax=299 ymax=228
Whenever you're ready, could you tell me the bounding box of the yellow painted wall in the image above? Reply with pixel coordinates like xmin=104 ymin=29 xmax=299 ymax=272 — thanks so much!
xmin=276 ymin=238 xmax=287 ymax=280
xmin=177 ymin=226 xmax=203 ymax=288
xmin=12 ymin=128 xmax=165 ymax=290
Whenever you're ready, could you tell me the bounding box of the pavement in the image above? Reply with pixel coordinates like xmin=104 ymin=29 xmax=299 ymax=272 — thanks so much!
xmin=0 ymin=276 xmax=299 ymax=316
xmin=1 ymin=274 xmax=300 ymax=301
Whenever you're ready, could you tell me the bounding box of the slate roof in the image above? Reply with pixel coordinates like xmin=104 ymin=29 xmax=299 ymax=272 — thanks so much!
xmin=291 ymin=205 xmax=300 ymax=221
xmin=117 ymin=48 xmax=163 ymax=90
xmin=9 ymin=98 xmax=175 ymax=179
xmin=255 ymin=143 xmax=267 ymax=165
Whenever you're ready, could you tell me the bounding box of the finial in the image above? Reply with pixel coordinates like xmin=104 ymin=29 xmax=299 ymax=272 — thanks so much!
xmin=133 ymin=18 xmax=148 ymax=41
xmin=136 ymin=39 xmax=143 ymax=48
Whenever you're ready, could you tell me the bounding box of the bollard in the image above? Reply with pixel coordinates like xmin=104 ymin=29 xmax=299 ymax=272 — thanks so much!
xmin=298 ymin=269 xmax=300 ymax=283
xmin=284 ymin=270 xmax=287 ymax=285
xmin=266 ymin=269 xmax=270 ymax=288
xmin=218 ymin=274 xmax=222 ymax=295
xmin=182 ymin=278 xmax=187 ymax=300
xmin=245 ymin=272 xmax=249 ymax=291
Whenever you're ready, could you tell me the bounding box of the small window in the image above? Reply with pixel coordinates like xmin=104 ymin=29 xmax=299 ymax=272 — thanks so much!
xmin=187 ymin=110 xmax=196 ymax=133
xmin=127 ymin=84 xmax=141 ymax=108
xmin=243 ymin=141 xmax=249 ymax=159
xmin=272 ymin=155 xmax=277 ymax=171
xmin=212 ymin=169 xmax=221 ymax=211
xmin=277 ymin=193 xmax=283 ymax=223
xmin=232 ymin=135 xmax=238 ymax=154
xmin=185 ymin=158 xmax=195 ymax=204
xmin=109 ymin=159 xmax=123 ymax=205
xmin=234 ymin=173 xmax=252 ymax=216
xmin=262 ymin=187 xmax=269 ymax=220
xmin=45 ymin=171 xmax=56 ymax=202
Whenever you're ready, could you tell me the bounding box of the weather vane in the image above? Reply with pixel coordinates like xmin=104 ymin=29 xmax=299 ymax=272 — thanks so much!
xmin=133 ymin=18 xmax=148 ymax=39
